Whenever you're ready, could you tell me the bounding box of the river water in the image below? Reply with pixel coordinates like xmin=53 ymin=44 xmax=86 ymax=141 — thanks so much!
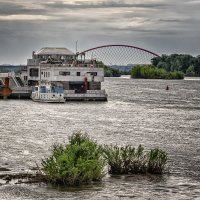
xmin=0 ymin=77 xmax=200 ymax=199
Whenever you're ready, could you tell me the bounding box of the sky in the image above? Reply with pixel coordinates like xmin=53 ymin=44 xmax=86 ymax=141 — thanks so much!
xmin=0 ymin=0 xmax=200 ymax=64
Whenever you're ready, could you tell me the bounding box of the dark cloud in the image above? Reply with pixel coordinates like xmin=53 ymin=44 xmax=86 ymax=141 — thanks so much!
xmin=0 ymin=2 xmax=45 ymax=15
xmin=43 ymin=1 xmax=167 ymax=9
xmin=0 ymin=0 xmax=200 ymax=64
xmin=158 ymin=19 xmax=183 ymax=23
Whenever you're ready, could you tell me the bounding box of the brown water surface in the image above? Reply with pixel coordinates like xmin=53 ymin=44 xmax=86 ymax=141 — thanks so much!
xmin=0 ymin=77 xmax=200 ymax=199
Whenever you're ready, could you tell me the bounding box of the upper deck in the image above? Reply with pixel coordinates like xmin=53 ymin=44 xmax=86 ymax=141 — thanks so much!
xmin=27 ymin=47 xmax=103 ymax=69
xmin=27 ymin=47 xmax=76 ymax=66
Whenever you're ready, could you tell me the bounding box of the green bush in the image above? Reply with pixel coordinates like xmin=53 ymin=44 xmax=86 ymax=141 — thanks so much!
xmin=102 ymin=145 xmax=133 ymax=174
xmin=102 ymin=144 xmax=167 ymax=175
xmin=147 ymin=148 xmax=167 ymax=174
xmin=41 ymin=133 xmax=168 ymax=186
xmin=41 ymin=132 xmax=105 ymax=186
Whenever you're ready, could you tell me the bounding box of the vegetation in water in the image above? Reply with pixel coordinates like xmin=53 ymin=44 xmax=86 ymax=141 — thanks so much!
xmin=40 ymin=132 xmax=168 ymax=186
xmin=131 ymin=65 xmax=184 ymax=79
xmin=147 ymin=148 xmax=168 ymax=174
xmin=102 ymin=144 xmax=167 ymax=175
xmin=41 ymin=132 xmax=105 ymax=186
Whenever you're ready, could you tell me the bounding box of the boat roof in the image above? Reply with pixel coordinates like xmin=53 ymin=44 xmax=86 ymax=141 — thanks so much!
xmin=35 ymin=47 xmax=75 ymax=56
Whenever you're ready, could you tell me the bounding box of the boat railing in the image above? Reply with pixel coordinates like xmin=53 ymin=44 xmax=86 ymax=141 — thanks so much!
xmin=64 ymin=89 xmax=106 ymax=95
xmin=11 ymin=86 xmax=32 ymax=94
xmin=39 ymin=63 xmax=103 ymax=68
xmin=86 ymin=90 xmax=106 ymax=95
xmin=64 ymin=90 xmax=75 ymax=94
xmin=27 ymin=59 xmax=40 ymax=66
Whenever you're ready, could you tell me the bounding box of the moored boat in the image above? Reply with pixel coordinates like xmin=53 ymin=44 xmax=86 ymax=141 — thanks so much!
xmin=31 ymin=82 xmax=65 ymax=103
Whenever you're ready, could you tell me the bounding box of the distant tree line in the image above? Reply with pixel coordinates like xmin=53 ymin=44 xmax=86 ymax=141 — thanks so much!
xmin=151 ymin=54 xmax=200 ymax=76
xmin=104 ymin=53 xmax=200 ymax=78
xmin=96 ymin=61 xmax=121 ymax=77
xmin=131 ymin=65 xmax=184 ymax=79
xmin=103 ymin=54 xmax=200 ymax=78
xmin=0 ymin=65 xmax=25 ymax=73
xmin=104 ymin=65 xmax=121 ymax=77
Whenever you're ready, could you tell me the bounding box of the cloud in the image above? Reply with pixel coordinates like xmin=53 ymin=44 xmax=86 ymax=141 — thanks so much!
xmin=0 ymin=2 xmax=45 ymax=16
xmin=186 ymin=0 xmax=200 ymax=3
xmin=0 ymin=15 xmax=57 ymax=21
xmin=43 ymin=1 xmax=167 ymax=9
xmin=0 ymin=0 xmax=200 ymax=64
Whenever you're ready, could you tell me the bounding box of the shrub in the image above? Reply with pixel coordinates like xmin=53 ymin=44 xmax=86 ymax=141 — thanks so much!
xmin=41 ymin=132 xmax=105 ymax=186
xmin=147 ymin=148 xmax=167 ymax=174
xmin=102 ymin=145 xmax=134 ymax=174
xmin=41 ymin=133 xmax=168 ymax=186
xmin=102 ymin=144 xmax=167 ymax=175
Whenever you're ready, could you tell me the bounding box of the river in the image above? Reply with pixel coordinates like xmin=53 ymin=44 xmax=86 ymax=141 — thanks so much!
xmin=0 ymin=77 xmax=200 ymax=199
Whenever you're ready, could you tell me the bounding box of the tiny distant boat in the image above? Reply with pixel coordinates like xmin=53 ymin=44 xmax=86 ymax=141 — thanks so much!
xmin=31 ymin=82 xmax=65 ymax=103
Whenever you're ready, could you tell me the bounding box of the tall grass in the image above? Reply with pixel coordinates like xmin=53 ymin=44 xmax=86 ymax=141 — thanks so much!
xmin=102 ymin=144 xmax=167 ymax=175
xmin=147 ymin=148 xmax=167 ymax=174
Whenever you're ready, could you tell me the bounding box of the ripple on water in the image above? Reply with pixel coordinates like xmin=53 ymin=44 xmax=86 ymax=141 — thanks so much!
xmin=0 ymin=78 xmax=200 ymax=199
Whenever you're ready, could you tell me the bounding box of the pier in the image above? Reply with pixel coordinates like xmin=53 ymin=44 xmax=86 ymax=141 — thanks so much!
xmin=0 ymin=72 xmax=31 ymax=99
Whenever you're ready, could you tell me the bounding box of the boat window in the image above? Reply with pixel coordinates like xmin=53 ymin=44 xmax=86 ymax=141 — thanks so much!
xmin=40 ymin=86 xmax=47 ymax=93
xmin=51 ymin=86 xmax=55 ymax=93
xmin=30 ymin=68 xmax=39 ymax=77
xmin=87 ymin=72 xmax=97 ymax=76
xmin=54 ymin=86 xmax=64 ymax=93
xmin=59 ymin=71 xmax=70 ymax=76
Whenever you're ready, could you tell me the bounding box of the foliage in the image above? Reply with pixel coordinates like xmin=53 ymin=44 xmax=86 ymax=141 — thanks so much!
xmin=151 ymin=54 xmax=200 ymax=76
xmin=102 ymin=144 xmax=167 ymax=175
xmin=147 ymin=148 xmax=167 ymax=174
xmin=0 ymin=65 xmax=24 ymax=73
xmin=104 ymin=65 xmax=121 ymax=77
xmin=131 ymin=65 xmax=184 ymax=79
xmin=96 ymin=61 xmax=121 ymax=77
xmin=41 ymin=133 xmax=168 ymax=186
xmin=41 ymin=132 xmax=105 ymax=186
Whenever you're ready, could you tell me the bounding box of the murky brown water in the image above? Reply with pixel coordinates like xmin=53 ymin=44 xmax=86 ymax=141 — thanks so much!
xmin=0 ymin=77 xmax=200 ymax=199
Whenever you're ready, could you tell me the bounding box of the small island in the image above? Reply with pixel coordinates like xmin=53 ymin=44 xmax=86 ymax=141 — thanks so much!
xmin=131 ymin=65 xmax=184 ymax=79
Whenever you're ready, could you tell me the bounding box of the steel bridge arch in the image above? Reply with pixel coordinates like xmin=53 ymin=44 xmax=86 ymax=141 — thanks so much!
xmin=77 ymin=44 xmax=160 ymax=65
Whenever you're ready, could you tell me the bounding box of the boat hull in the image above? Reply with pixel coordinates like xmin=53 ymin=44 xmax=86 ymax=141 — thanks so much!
xmin=31 ymin=98 xmax=65 ymax=103
xmin=31 ymin=92 xmax=65 ymax=103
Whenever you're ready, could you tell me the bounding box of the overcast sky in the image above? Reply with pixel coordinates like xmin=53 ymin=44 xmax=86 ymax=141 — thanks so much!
xmin=0 ymin=0 xmax=200 ymax=64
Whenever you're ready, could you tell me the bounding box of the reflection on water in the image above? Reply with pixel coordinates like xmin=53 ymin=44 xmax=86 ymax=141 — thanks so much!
xmin=0 ymin=77 xmax=200 ymax=199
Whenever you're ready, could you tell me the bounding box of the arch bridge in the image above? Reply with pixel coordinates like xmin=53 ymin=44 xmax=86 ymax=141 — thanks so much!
xmin=77 ymin=44 xmax=160 ymax=66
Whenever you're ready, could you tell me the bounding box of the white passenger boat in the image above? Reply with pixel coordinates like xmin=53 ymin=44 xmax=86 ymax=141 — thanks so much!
xmin=31 ymin=82 xmax=65 ymax=103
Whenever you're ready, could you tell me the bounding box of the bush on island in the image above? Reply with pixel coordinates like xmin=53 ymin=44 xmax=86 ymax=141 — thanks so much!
xmin=102 ymin=144 xmax=167 ymax=175
xmin=41 ymin=132 xmax=105 ymax=186
xmin=41 ymin=132 xmax=168 ymax=186
xmin=131 ymin=65 xmax=184 ymax=79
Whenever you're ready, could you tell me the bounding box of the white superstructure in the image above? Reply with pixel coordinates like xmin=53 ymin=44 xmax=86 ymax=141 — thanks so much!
xmin=31 ymin=82 xmax=65 ymax=103
xmin=25 ymin=47 xmax=107 ymax=101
